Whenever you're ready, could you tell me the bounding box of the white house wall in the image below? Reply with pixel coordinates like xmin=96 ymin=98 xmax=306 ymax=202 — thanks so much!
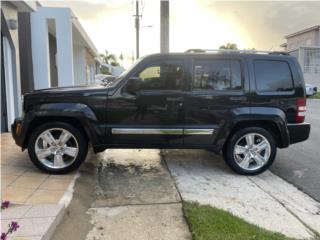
xmin=1 ymin=2 xmax=22 ymax=120
xmin=73 ymin=45 xmax=86 ymax=85
xmin=3 ymin=37 xmax=17 ymax=128
xmin=31 ymin=7 xmax=74 ymax=89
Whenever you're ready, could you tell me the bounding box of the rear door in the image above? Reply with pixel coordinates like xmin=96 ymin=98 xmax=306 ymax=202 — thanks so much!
xmin=183 ymin=55 xmax=249 ymax=146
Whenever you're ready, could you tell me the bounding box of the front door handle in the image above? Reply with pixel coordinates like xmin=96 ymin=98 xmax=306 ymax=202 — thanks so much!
xmin=166 ymin=97 xmax=184 ymax=102
xmin=229 ymin=96 xmax=247 ymax=101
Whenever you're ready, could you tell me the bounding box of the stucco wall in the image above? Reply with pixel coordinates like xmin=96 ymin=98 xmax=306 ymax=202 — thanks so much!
xmin=73 ymin=45 xmax=86 ymax=85
xmin=85 ymin=49 xmax=96 ymax=83
xmin=31 ymin=7 xmax=74 ymax=89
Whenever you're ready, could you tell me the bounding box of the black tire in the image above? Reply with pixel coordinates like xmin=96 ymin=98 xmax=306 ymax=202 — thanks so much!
xmin=223 ymin=127 xmax=277 ymax=175
xmin=28 ymin=121 xmax=88 ymax=174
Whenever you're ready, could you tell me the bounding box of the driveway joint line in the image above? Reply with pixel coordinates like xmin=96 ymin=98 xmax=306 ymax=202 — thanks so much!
xmin=160 ymin=149 xmax=184 ymax=202
xmin=92 ymin=201 xmax=182 ymax=208
xmin=248 ymin=176 xmax=319 ymax=237
xmin=270 ymin=169 xmax=318 ymax=203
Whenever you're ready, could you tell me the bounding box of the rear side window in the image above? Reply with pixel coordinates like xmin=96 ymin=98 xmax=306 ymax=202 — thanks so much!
xmin=192 ymin=59 xmax=242 ymax=91
xmin=254 ymin=60 xmax=294 ymax=93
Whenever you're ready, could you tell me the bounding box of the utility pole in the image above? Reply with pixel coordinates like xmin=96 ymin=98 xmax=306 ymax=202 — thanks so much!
xmin=134 ymin=0 xmax=140 ymax=59
xmin=160 ymin=0 xmax=169 ymax=53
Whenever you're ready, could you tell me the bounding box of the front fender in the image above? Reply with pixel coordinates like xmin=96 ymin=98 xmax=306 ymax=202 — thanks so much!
xmin=21 ymin=103 xmax=103 ymax=147
xmin=214 ymin=107 xmax=290 ymax=149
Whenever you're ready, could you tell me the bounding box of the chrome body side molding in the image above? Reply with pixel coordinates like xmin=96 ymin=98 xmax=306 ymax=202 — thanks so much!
xmin=111 ymin=128 xmax=183 ymax=135
xmin=184 ymin=129 xmax=214 ymax=135
xmin=111 ymin=128 xmax=214 ymax=135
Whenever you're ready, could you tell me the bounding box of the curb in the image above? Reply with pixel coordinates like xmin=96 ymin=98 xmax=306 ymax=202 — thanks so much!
xmin=1 ymin=204 xmax=65 ymax=240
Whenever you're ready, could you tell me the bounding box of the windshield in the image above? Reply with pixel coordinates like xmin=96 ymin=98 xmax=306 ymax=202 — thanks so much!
xmin=101 ymin=57 xmax=145 ymax=87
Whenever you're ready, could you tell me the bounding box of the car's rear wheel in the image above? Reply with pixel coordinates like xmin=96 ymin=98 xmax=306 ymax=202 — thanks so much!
xmin=28 ymin=122 xmax=88 ymax=174
xmin=223 ymin=127 xmax=277 ymax=175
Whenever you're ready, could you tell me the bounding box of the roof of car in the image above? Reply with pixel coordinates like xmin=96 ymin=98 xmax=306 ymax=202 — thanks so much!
xmin=143 ymin=50 xmax=293 ymax=60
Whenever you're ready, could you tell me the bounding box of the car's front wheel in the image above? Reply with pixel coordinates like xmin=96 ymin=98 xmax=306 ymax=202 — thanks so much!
xmin=223 ymin=127 xmax=277 ymax=175
xmin=28 ymin=122 xmax=88 ymax=174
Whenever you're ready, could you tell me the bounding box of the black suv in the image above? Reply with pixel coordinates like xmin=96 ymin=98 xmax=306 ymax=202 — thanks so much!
xmin=12 ymin=50 xmax=310 ymax=175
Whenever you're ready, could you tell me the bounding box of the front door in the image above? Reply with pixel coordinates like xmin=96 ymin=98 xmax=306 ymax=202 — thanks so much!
xmin=106 ymin=58 xmax=185 ymax=146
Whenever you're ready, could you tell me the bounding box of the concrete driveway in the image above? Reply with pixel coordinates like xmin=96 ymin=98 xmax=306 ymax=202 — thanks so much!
xmin=271 ymin=99 xmax=320 ymax=201
xmin=163 ymin=149 xmax=320 ymax=239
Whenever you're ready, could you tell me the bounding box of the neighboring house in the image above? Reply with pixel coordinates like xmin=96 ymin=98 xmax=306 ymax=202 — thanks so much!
xmin=281 ymin=25 xmax=320 ymax=87
xmin=1 ymin=2 xmax=99 ymax=132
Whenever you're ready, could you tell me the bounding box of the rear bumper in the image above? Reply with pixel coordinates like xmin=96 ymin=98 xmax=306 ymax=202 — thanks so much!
xmin=287 ymin=122 xmax=310 ymax=144
xmin=11 ymin=118 xmax=24 ymax=147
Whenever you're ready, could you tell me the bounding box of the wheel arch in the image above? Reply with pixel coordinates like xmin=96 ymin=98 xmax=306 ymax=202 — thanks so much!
xmin=21 ymin=103 xmax=103 ymax=149
xmin=23 ymin=116 xmax=90 ymax=148
xmin=215 ymin=107 xmax=290 ymax=152
xmin=222 ymin=120 xmax=284 ymax=153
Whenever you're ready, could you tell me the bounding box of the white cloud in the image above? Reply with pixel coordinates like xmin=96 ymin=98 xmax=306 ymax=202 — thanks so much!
xmin=40 ymin=0 xmax=320 ymax=62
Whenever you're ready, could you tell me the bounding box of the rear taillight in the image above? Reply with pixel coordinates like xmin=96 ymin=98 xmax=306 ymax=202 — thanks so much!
xmin=296 ymin=98 xmax=306 ymax=123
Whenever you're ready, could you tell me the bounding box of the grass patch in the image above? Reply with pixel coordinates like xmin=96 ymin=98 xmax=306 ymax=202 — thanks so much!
xmin=183 ymin=202 xmax=294 ymax=240
xmin=309 ymin=92 xmax=320 ymax=99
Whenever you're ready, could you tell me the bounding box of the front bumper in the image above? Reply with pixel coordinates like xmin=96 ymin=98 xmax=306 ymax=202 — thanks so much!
xmin=11 ymin=118 xmax=25 ymax=147
xmin=287 ymin=122 xmax=310 ymax=144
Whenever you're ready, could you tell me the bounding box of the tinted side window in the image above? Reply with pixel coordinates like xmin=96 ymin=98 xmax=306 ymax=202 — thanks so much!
xmin=254 ymin=60 xmax=293 ymax=92
xmin=135 ymin=60 xmax=183 ymax=90
xmin=193 ymin=59 xmax=242 ymax=91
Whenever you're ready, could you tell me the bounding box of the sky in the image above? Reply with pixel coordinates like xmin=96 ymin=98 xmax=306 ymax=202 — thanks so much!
xmin=41 ymin=0 xmax=320 ymax=67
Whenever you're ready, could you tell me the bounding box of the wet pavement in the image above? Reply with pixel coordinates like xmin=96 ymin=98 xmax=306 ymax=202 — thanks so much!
xmin=52 ymin=149 xmax=191 ymax=240
xmin=93 ymin=149 xmax=180 ymax=207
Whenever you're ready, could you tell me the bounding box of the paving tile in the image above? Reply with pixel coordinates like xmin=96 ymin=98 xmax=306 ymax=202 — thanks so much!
xmin=10 ymin=159 xmax=34 ymax=168
xmin=11 ymin=176 xmax=46 ymax=190
xmin=39 ymin=178 xmax=72 ymax=191
xmin=26 ymin=190 xmax=65 ymax=204
xmin=1 ymin=204 xmax=32 ymax=220
xmin=7 ymin=237 xmax=42 ymax=240
xmin=1 ymin=165 xmax=28 ymax=176
xmin=2 ymin=187 xmax=34 ymax=203
xmin=23 ymin=204 xmax=64 ymax=218
xmin=1 ymin=174 xmax=19 ymax=188
xmin=21 ymin=168 xmax=49 ymax=180
xmin=48 ymin=173 xmax=76 ymax=180
xmin=2 ymin=217 xmax=55 ymax=237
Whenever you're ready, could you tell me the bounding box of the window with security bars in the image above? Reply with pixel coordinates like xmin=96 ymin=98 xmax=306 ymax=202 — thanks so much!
xmin=304 ymin=48 xmax=320 ymax=74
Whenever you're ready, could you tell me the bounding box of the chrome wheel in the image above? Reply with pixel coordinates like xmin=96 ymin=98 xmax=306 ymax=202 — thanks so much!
xmin=233 ymin=133 xmax=271 ymax=171
xmin=35 ymin=128 xmax=79 ymax=169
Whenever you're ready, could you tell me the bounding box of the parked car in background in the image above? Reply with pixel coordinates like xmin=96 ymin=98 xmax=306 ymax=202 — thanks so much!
xmin=94 ymin=74 xmax=116 ymax=84
xmin=12 ymin=50 xmax=310 ymax=175
xmin=305 ymin=84 xmax=318 ymax=97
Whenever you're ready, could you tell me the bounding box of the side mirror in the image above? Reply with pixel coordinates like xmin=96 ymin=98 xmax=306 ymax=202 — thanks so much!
xmin=126 ymin=77 xmax=141 ymax=94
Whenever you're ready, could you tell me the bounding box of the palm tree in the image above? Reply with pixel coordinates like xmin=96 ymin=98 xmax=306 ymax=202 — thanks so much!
xmin=219 ymin=43 xmax=238 ymax=50
xmin=119 ymin=53 xmax=124 ymax=67
xmin=99 ymin=50 xmax=119 ymax=66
